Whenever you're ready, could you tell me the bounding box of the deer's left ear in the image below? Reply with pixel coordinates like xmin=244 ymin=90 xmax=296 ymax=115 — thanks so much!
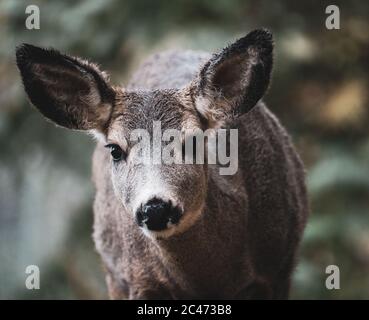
xmin=191 ymin=29 xmax=273 ymax=127
xmin=16 ymin=44 xmax=115 ymax=132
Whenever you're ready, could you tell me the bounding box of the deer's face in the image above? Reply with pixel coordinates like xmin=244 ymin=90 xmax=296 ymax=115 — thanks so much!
xmin=16 ymin=29 xmax=273 ymax=238
xmin=105 ymin=89 xmax=208 ymax=237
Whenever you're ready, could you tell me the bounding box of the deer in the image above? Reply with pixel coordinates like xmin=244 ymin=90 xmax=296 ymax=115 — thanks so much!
xmin=16 ymin=29 xmax=309 ymax=299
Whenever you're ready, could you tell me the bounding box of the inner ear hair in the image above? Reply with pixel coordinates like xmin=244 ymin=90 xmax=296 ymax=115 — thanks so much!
xmin=16 ymin=43 xmax=115 ymax=132
xmin=194 ymin=29 xmax=274 ymax=125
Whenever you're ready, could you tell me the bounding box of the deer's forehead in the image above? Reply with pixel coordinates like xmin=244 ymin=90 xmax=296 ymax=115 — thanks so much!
xmin=108 ymin=90 xmax=199 ymax=139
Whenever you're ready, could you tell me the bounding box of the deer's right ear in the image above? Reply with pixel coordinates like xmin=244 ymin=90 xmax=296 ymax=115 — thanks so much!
xmin=190 ymin=29 xmax=273 ymax=128
xmin=16 ymin=44 xmax=115 ymax=133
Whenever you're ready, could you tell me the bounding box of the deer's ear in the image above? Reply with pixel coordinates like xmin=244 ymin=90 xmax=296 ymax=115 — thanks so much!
xmin=192 ymin=29 xmax=273 ymax=127
xmin=16 ymin=44 xmax=115 ymax=132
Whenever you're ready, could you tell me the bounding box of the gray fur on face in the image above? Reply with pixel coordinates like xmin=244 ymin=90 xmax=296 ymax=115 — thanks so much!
xmin=106 ymin=88 xmax=207 ymax=237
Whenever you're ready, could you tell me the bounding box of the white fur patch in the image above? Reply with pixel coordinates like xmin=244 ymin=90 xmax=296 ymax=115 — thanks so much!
xmin=132 ymin=169 xmax=178 ymax=216
xmin=195 ymin=96 xmax=212 ymax=118
xmin=88 ymin=129 xmax=107 ymax=143
xmin=194 ymin=95 xmax=226 ymax=128
xmin=130 ymin=167 xmax=205 ymax=240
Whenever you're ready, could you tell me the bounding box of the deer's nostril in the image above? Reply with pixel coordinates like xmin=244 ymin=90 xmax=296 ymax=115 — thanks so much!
xmin=136 ymin=198 xmax=182 ymax=231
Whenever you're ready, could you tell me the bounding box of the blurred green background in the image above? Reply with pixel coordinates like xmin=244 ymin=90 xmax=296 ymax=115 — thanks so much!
xmin=0 ymin=0 xmax=368 ymax=299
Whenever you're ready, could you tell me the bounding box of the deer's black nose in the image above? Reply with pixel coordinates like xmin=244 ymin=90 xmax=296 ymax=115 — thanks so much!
xmin=136 ymin=198 xmax=182 ymax=231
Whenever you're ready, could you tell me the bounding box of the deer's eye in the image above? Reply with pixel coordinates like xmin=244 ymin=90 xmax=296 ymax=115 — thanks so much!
xmin=105 ymin=144 xmax=126 ymax=162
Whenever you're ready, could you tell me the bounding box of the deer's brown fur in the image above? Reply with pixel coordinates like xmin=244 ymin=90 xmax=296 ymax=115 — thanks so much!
xmin=16 ymin=29 xmax=308 ymax=299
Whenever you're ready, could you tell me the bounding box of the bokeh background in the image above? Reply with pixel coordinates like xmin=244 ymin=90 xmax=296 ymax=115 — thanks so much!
xmin=0 ymin=0 xmax=368 ymax=299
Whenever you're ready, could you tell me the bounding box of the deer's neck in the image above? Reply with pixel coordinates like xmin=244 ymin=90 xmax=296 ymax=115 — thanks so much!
xmin=150 ymin=171 xmax=249 ymax=295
